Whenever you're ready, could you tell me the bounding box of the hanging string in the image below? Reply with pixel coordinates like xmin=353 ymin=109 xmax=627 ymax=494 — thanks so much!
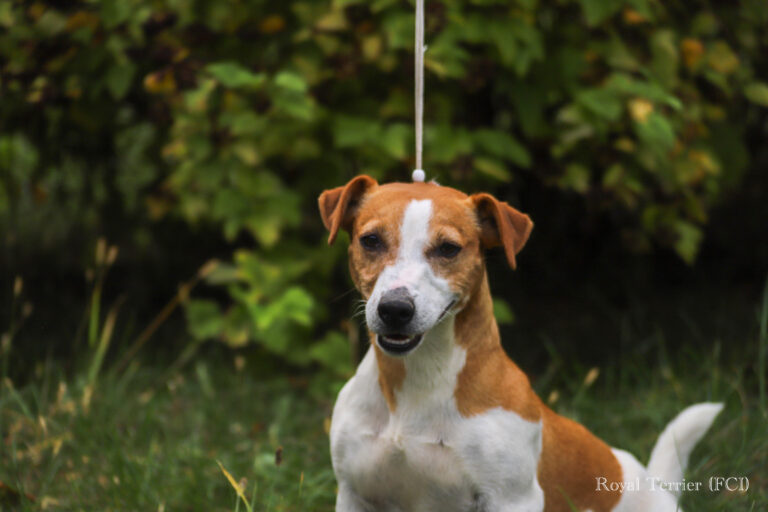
xmin=412 ymin=0 xmax=426 ymax=183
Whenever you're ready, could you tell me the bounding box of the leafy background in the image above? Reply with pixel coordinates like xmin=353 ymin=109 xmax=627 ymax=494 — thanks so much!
xmin=1 ymin=0 xmax=767 ymax=382
xmin=1 ymin=0 xmax=768 ymax=510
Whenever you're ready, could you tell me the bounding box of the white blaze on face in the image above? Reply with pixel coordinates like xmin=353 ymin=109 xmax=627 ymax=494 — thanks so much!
xmin=366 ymin=199 xmax=455 ymax=338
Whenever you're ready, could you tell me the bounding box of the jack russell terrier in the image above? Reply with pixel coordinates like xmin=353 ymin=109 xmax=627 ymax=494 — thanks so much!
xmin=318 ymin=175 xmax=722 ymax=512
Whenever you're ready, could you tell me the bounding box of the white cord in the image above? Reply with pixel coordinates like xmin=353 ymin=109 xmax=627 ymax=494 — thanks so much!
xmin=413 ymin=0 xmax=425 ymax=182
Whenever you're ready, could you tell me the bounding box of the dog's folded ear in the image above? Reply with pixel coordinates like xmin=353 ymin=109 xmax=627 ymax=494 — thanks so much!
xmin=318 ymin=175 xmax=378 ymax=244
xmin=470 ymin=193 xmax=533 ymax=269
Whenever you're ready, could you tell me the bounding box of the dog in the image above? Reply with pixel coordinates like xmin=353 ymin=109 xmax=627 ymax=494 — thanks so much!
xmin=318 ymin=175 xmax=722 ymax=512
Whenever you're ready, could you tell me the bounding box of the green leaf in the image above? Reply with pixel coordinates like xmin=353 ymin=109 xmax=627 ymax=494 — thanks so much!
xmin=101 ymin=0 xmax=132 ymax=28
xmin=184 ymin=79 xmax=217 ymax=113
xmin=274 ymin=93 xmax=315 ymax=121
xmin=605 ymin=35 xmax=641 ymax=71
xmin=427 ymin=125 xmax=474 ymax=163
xmin=379 ymin=124 xmax=411 ymax=160
xmin=673 ymin=220 xmax=702 ymax=265
xmin=579 ymin=0 xmax=623 ymax=26
xmin=635 ymin=112 xmax=676 ymax=151
xmin=105 ymin=62 xmax=136 ymax=100
xmin=474 ymin=157 xmax=512 ymax=182
xmin=253 ymin=287 xmax=314 ymax=332
xmin=381 ymin=12 xmax=414 ymax=50
xmin=224 ymin=111 xmax=265 ymax=136
xmin=274 ymin=71 xmax=308 ymax=93
xmin=605 ymin=73 xmax=681 ymax=109
xmin=627 ymin=0 xmax=652 ymax=18
xmin=248 ymin=216 xmax=282 ymax=247
xmin=560 ymin=164 xmax=591 ymax=193
xmin=493 ymin=299 xmax=515 ymax=325
xmin=37 ymin=10 xmax=67 ymax=36
xmin=474 ymin=129 xmax=531 ymax=168
xmin=707 ymin=41 xmax=739 ymax=75
xmin=489 ymin=21 xmax=518 ymax=67
xmin=0 ymin=134 xmax=38 ymax=180
xmin=309 ymin=331 xmax=353 ymax=376
xmin=207 ymin=62 xmax=266 ymax=89
xmin=576 ymin=89 xmax=623 ymax=121
xmin=744 ymin=82 xmax=768 ymax=107
xmin=650 ymin=30 xmax=679 ymax=89
xmin=0 ymin=3 xmax=14 ymax=27
xmin=334 ymin=116 xmax=381 ymax=147
xmin=186 ymin=300 xmax=224 ymax=340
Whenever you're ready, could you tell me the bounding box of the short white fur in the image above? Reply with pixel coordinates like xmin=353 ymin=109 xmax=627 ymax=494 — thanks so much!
xmin=330 ymin=336 xmax=545 ymax=511
xmin=365 ymin=199 xmax=455 ymax=344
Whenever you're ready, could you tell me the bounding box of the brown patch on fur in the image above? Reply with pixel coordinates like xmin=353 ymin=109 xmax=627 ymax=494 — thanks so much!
xmin=454 ymin=274 xmax=623 ymax=511
xmin=470 ymin=193 xmax=533 ymax=269
xmin=453 ymin=274 xmax=622 ymax=511
xmin=373 ymin=343 xmax=405 ymax=411
xmin=318 ymin=175 xmax=378 ymax=245
xmin=453 ymin=274 xmax=541 ymax=423
xmin=538 ymin=407 xmax=623 ymax=511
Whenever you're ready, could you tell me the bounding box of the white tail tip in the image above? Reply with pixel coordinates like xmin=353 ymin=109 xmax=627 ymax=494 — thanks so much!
xmin=647 ymin=402 xmax=724 ymax=497
xmin=412 ymin=169 xmax=426 ymax=182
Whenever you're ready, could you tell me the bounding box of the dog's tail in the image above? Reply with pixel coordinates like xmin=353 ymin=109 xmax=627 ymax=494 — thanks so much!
xmin=646 ymin=402 xmax=723 ymax=497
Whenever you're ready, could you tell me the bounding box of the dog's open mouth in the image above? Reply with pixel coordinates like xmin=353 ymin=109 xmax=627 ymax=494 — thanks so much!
xmin=378 ymin=334 xmax=423 ymax=354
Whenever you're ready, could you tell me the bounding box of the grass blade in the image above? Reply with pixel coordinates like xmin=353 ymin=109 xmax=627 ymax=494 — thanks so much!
xmin=217 ymin=461 xmax=253 ymax=512
xmin=87 ymin=284 xmax=102 ymax=348
xmin=86 ymin=298 xmax=123 ymax=388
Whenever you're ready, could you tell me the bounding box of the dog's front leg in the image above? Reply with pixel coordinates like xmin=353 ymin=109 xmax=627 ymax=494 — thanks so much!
xmin=336 ymin=482 xmax=370 ymax=512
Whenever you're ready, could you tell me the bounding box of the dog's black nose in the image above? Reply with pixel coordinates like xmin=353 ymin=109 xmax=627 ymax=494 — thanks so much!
xmin=378 ymin=287 xmax=415 ymax=329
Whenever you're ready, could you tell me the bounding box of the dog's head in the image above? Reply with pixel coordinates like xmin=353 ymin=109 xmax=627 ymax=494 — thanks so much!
xmin=319 ymin=175 xmax=532 ymax=356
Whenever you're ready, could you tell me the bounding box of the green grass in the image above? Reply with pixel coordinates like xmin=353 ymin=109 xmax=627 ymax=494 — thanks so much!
xmin=1 ymin=304 xmax=766 ymax=511
xmin=0 ymin=361 xmax=337 ymax=511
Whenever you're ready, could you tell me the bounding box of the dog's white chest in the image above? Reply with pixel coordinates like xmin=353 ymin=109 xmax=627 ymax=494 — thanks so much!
xmin=350 ymin=417 xmax=474 ymax=510
xmin=330 ymin=347 xmax=544 ymax=512
xmin=331 ymin=350 xmax=476 ymax=510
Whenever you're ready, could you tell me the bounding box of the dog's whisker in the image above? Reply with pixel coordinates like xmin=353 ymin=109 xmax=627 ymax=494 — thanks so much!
xmin=330 ymin=287 xmax=360 ymax=303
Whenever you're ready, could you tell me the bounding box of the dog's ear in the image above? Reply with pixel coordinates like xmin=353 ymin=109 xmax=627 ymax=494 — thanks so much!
xmin=470 ymin=193 xmax=533 ymax=269
xmin=318 ymin=175 xmax=378 ymax=244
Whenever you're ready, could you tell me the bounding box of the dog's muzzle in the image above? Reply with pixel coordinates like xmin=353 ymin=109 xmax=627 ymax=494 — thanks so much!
xmin=376 ymin=287 xmax=423 ymax=354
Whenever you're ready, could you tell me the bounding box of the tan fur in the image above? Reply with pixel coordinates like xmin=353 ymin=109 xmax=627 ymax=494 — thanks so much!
xmin=318 ymin=175 xmax=378 ymax=245
xmin=373 ymin=344 xmax=405 ymax=411
xmin=538 ymin=408 xmax=623 ymax=511
xmin=471 ymin=193 xmax=534 ymax=269
xmin=453 ymin=274 xmax=542 ymax=423
xmin=320 ymin=176 xmax=624 ymax=512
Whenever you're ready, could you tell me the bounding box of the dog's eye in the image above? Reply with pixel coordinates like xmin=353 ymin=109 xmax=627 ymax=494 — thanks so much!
xmin=435 ymin=242 xmax=462 ymax=259
xmin=360 ymin=233 xmax=384 ymax=251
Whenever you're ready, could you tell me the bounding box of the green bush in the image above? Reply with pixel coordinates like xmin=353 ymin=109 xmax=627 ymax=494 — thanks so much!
xmin=1 ymin=0 xmax=766 ymax=373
